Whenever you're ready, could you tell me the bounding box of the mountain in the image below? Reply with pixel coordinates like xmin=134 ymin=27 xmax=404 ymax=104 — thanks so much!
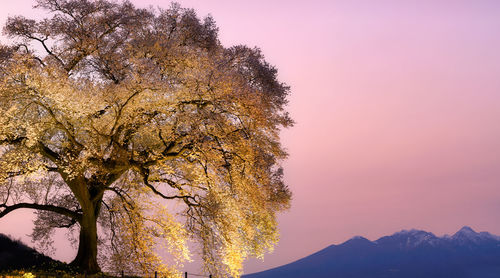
xmin=244 ymin=226 xmax=500 ymax=278
xmin=0 ymin=233 xmax=66 ymax=271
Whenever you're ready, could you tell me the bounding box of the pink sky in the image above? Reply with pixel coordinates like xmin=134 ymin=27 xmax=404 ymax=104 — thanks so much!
xmin=1 ymin=0 xmax=500 ymax=275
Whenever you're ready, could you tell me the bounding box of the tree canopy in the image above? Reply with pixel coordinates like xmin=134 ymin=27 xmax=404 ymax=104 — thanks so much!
xmin=0 ymin=0 xmax=292 ymax=276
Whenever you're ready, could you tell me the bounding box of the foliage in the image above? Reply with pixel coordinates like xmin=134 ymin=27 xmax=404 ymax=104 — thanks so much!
xmin=0 ymin=0 xmax=292 ymax=277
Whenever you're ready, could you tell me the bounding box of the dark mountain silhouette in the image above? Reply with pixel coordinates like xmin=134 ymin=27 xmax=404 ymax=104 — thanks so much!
xmin=244 ymin=226 xmax=500 ymax=278
xmin=0 ymin=233 xmax=65 ymax=271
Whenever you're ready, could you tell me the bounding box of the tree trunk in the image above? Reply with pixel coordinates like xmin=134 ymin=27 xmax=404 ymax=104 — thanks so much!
xmin=71 ymin=203 xmax=101 ymax=274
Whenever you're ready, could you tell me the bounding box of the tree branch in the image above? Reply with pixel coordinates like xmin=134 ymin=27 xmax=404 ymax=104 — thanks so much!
xmin=27 ymin=35 xmax=66 ymax=68
xmin=106 ymin=186 xmax=135 ymax=209
xmin=32 ymin=99 xmax=83 ymax=150
xmin=57 ymin=217 xmax=78 ymax=228
xmin=137 ymin=167 xmax=201 ymax=207
xmin=139 ymin=167 xmax=188 ymax=200
xmin=0 ymin=202 xmax=81 ymax=222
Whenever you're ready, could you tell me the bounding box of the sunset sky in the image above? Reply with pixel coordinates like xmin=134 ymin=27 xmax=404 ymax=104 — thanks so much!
xmin=1 ymin=0 xmax=500 ymax=275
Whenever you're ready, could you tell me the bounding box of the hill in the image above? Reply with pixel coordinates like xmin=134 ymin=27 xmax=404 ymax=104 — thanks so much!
xmin=0 ymin=233 xmax=66 ymax=272
xmin=244 ymin=226 xmax=500 ymax=278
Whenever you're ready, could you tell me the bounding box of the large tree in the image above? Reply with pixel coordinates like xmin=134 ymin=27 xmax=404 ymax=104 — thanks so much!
xmin=0 ymin=0 xmax=292 ymax=276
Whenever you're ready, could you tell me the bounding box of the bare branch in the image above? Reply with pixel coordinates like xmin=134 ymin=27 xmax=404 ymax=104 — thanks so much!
xmin=57 ymin=217 xmax=78 ymax=228
xmin=0 ymin=202 xmax=81 ymax=222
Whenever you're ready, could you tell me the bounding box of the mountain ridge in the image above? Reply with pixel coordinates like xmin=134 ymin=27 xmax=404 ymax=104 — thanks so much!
xmin=244 ymin=226 xmax=500 ymax=278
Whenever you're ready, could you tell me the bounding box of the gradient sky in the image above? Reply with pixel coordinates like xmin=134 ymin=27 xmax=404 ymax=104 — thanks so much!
xmin=1 ymin=0 xmax=500 ymax=275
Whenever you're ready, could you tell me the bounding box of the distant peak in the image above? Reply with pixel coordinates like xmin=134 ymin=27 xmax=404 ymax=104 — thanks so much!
xmin=451 ymin=226 xmax=485 ymax=243
xmin=397 ymin=229 xmax=421 ymax=234
xmin=346 ymin=236 xmax=371 ymax=242
xmin=458 ymin=226 xmax=476 ymax=233
xmin=394 ymin=229 xmax=433 ymax=237
xmin=453 ymin=226 xmax=478 ymax=238
xmin=341 ymin=236 xmax=374 ymax=247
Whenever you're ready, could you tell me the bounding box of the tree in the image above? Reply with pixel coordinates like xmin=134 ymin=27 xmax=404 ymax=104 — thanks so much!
xmin=0 ymin=0 xmax=292 ymax=276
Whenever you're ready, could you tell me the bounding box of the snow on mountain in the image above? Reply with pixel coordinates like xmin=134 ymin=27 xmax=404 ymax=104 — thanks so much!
xmin=374 ymin=228 xmax=444 ymax=249
xmin=450 ymin=226 xmax=500 ymax=245
xmin=452 ymin=226 xmax=481 ymax=242
xmin=378 ymin=226 xmax=500 ymax=247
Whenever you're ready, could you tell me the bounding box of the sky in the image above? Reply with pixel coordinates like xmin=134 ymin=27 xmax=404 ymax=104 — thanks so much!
xmin=1 ymin=0 xmax=500 ymax=275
